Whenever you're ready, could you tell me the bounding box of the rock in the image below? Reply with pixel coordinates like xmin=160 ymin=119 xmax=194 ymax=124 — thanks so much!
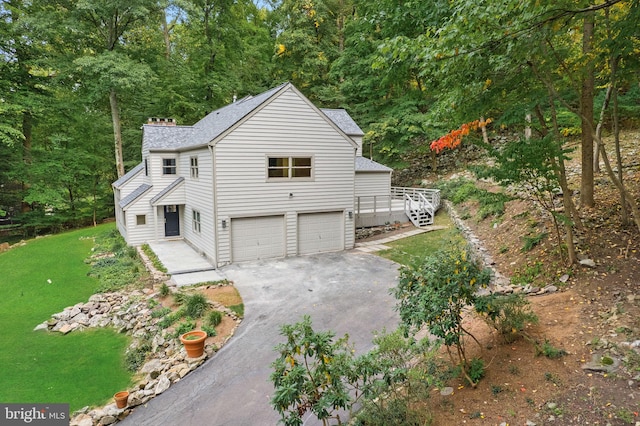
xmin=154 ymin=375 xmax=171 ymax=395
xmin=544 ymin=285 xmax=558 ymax=293
xmin=581 ymin=353 xmax=621 ymax=373
xmin=33 ymin=322 xmax=48 ymax=331
xmin=440 ymin=387 xmax=454 ymax=396
xmin=100 ymin=415 xmax=117 ymax=425
xmin=141 ymin=359 xmax=164 ymax=374
xmin=526 ymin=421 xmax=537 ymax=426
xmin=579 ymin=259 xmax=597 ymax=268
xmin=559 ymin=274 xmax=569 ymax=283
xmin=58 ymin=323 xmax=76 ymax=334
xmin=547 ymin=402 xmax=557 ymax=410
xmin=72 ymin=414 xmax=93 ymax=426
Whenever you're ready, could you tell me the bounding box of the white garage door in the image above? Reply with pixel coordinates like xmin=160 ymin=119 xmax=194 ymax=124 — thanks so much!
xmin=298 ymin=212 xmax=343 ymax=255
xmin=231 ymin=216 xmax=285 ymax=262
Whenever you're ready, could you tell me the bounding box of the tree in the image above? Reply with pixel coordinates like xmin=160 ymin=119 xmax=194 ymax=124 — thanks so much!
xmin=270 ymin=315 xmax=356 ymax=426
xmin=392 ymin=248 xmax=491 ymax=386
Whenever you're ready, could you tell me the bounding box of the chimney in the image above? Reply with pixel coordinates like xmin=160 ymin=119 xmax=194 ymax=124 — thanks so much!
xmin=147 ymin=117 xmax=177 ymax=126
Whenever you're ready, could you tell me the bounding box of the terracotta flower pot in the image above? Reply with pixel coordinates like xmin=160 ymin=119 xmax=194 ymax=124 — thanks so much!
xmin=114 ymin=391 xmax=129 ymax=409
xmin=180 ymin=330 xmax=207 ymax=358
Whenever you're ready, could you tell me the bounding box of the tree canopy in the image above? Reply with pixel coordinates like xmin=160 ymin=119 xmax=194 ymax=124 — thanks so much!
xmin=0 ymin=0 xmax=638 ymax=237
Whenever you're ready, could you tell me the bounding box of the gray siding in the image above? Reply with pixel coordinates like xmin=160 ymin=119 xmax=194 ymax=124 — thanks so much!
xmin=123 ymin=191 xmax=156 ymax=245
xmin=214 ymin=88 xmax=355 ymax=264
xmin=181 ymin=149 xmax=217 ymax=265
xmin=355 ymin=171 xmax=392 ymax=211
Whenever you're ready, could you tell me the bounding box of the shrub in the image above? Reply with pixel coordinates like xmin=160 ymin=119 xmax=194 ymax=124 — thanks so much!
xmin=185 ymin=293 xmax=209 ymax=318
xmin=202 ymin=325 xmax=217 ymax=337
xmin=174 ymin=318 xmax=195 ymax=337
xmin=536 ymin=339 xmax=567 ymax=359
xmin=475 ymin=293 xmax=539 ymax=343
xmin=467 ymin=358 xmax=485 ymax=384
xmin=392 ymin=248 xmax=491 ymax=386
xmin=207 ymin=310 xmax=223 ymax=327
xmin=159 ymin=283 xmax=170 ymax=297
xmin=521 ymin=232 xmax=548 ymax=252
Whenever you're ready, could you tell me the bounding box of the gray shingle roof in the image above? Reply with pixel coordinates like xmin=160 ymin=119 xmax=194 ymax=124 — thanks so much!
xmin=119 ymin=184 xmax=152 ymax=209
xmin=144 ymin=83 xmax=289 ymax=152
xmin=355 ymin=156 xmax=393 ymax=172
xmin=112 ymin=163 xmax=144 ymax=188
xmin=150 ymin=177 xmax=184 ymax=205
xmin=321 ymin=109 xmax=365 ymax=136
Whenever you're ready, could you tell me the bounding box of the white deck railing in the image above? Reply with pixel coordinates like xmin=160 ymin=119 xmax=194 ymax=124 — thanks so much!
xmin=391 ymin=186 xmax=441 ymax=210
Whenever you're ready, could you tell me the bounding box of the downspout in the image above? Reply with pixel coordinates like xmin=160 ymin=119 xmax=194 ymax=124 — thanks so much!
xmin=209 ymin=144 xmax=219 ymax=268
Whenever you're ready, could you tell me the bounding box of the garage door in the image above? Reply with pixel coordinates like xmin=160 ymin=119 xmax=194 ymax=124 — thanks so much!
xmin=298 ymin=212 xmax=343 ymax=255
xmin=231 ymin=216 xmax=285 ymax=262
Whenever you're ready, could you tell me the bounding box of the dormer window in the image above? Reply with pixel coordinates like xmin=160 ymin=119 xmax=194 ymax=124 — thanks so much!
xmin=163 ymin=158 xmax=176 ymax=175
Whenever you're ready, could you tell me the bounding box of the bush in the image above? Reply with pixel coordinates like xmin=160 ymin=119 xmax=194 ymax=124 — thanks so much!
xmin=202 ymin=325 xmax=217 ymax=337
xmin=174 ymin=319 xmax=195 ymax=337
xmin=467 ymin=358 xmax=485 ymax=384
xmin=184 ymin=293 xmax=209 ymax=318
xmin=475 ymin=293 xmax=539 ymax=343
xmin=207 ymin=310 xmax=223 ymax=327
xmin=392 ymin=248 xmax=491 ymax=386
xmin=536 ymin=339 xmax=567 ymax=359
xmin=159 ymin=283 xmax=170 ymax=297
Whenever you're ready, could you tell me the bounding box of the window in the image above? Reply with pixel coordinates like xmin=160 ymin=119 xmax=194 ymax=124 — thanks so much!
xmin=136 ymin=215 xmax=146 ymax=225
xmin=190 ymin=156 xmax=199 ymax=179
xmin=163 ymin=158 xmax=176 ymax=175
xmin=192 ymin=210 xmax=201 ymax=233
xmin=268 ymin=156 xmax=312 ymax=179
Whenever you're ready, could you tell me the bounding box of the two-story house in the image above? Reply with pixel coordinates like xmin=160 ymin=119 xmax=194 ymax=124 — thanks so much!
xmin=113 ymin=82 xmax=435 ymax=267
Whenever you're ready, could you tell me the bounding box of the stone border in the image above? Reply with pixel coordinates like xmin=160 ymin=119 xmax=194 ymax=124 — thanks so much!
xmin=33 ymin=247 xmax=242 ymax=426
xmin=444 ymin=200 xmax=559 ymax=296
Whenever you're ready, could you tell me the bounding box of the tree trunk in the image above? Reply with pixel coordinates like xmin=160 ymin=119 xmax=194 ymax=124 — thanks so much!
xmin=161 ymin=8 xmax=172 ymax=59
xmin=612 ymin=71 xmax=629 ymax=225
xmin=481 ymin=116 xmax=489 ymax=144
xmin=546 ymin=102 xmax=578 ymax=264
xmin=109 ymin=88 xmax=125 ymax=178
xmin=21 ymin=111 xmax=33 ymax=213
xmin=580 ymin=11 xmax=595 ymax=208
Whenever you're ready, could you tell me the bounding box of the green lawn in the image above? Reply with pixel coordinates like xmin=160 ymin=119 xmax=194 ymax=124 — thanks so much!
xmin=377 ymin=211 xmax=466 ymax=267
xmin=0 ymin=223 xmax=132 ymax=411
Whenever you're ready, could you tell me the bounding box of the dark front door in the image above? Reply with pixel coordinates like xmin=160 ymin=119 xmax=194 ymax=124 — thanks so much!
xmin=164 ymin=205 xmax=180 ymax=237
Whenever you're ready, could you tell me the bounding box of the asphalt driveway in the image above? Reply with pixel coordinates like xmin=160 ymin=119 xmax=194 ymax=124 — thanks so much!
xmin=120 ymin=251 xmax=400 ymax=426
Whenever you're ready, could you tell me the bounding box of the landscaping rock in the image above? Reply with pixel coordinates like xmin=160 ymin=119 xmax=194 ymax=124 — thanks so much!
xmin=154 ymin=375 xmax=171 ymax=395
xmin=579 ymin=259 xmax=597 ymax=268
xmin=440 ymin=387 xmax=454 ymax=396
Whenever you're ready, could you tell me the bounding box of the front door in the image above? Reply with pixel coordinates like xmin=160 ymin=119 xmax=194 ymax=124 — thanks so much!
xmin=164 ymin=205 xmax=180 ymax=237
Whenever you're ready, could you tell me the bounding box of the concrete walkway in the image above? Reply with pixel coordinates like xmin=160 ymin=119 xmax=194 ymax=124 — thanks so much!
xmin=120 ymin=251 xmax=400 ymax=426
xmin=147 ymin=240 xmax=225 ymax=286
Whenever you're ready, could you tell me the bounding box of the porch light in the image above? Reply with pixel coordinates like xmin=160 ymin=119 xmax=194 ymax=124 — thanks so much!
xmin=348 ymin=211 xmax=353 ymax=219
xmin=221 ymin=219 xmax=227 ymax=229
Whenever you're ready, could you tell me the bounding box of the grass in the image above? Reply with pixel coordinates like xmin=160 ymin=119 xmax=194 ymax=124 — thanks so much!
xmin=376 ymin=211 xmax=465 ymax=267
xmin=0 ymin=223 xmax=132 ymax=411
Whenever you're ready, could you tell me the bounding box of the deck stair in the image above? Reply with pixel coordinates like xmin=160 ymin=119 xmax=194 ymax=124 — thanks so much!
xmin=391 ymin=187 xmax=441 ymax=228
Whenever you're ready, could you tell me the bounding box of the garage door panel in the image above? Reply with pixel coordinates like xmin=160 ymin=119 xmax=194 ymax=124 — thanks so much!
xmin=298 ymin=212 xmax=343 ymax=255
xmin=231 ymin=216 xmax=285 ymax=262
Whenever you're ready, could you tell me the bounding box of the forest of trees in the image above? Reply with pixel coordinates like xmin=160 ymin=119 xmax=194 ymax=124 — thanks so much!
xmin=1 ymin=0 xmax=639 ymax=239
